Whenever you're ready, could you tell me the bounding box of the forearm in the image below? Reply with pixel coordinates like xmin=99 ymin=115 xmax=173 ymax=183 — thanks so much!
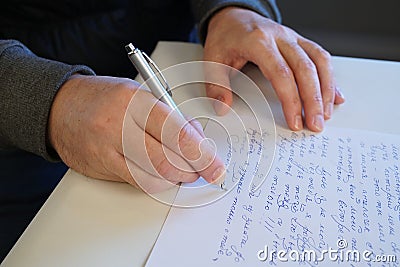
xmin=0 ymin=40 xmax=95 ymax=161
xmin=190 ymin=0 xmax=281 ymax=42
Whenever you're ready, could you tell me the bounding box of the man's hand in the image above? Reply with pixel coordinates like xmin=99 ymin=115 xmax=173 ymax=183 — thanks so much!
xmin=48 ymin=75 xmax=225 ymax=192
xmin=204 ymin=7 xmax=345 ymax=132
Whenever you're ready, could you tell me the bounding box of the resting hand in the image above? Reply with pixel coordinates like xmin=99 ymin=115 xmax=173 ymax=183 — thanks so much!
xmin=48 ymin=75 xmax=225 ymax=192
xmin=204 ymin=7 xmax=345 ymax=132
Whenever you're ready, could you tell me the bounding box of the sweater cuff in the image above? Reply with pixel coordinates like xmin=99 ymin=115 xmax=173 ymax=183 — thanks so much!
xmin=0 ymin=40 xmax=95 ymax=161
xmin=192 ymin=0 xmax=282 ymax=43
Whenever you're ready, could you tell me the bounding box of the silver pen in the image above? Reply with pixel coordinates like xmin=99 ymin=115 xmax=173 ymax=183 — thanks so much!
xmin=125 ymin=43 xmax=226 ymax=191
xmin=125 ymin=43 xmax=184 ymax=117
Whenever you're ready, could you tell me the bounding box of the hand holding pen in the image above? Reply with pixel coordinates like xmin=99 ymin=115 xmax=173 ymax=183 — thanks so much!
xmin=125 ymin=43 xmax=226 ymax=190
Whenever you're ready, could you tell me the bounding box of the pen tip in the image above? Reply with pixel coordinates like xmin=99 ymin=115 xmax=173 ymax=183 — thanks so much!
xmin=220 ymin=181 xmax=227 ymax=191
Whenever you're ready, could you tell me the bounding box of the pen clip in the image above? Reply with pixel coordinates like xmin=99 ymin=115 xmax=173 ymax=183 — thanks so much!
xmin=142 ymin=52 xmax=172 ymax=97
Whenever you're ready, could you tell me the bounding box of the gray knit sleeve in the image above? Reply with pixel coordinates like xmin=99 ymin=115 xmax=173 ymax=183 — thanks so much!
xmin=0 ymin=40 xmax=95 ymax=161
xmin=190 ymin=0 xmax=282 ymax=42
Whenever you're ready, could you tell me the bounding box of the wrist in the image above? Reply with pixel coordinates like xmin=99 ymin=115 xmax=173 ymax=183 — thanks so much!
xmin=47 ymin=74 xmax=83 ymax=156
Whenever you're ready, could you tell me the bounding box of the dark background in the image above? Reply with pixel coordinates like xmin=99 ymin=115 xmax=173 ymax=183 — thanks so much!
xmin=278 ymin=0 xmax=400 ymax=61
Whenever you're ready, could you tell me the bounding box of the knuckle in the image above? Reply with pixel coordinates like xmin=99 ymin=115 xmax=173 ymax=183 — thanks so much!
xmin=291 ymin=96 xmax=301 ymax=106
xmin=282 ymin=95 xmax=301 ymax=109
xmin=273 ymin=23 xmax=287 ymax=34
xmin=317 ymin=48 xmax=331 ymax=63
xmin=275 ymin=24 xmax=297 ymax=40
xmin=154 ymin=157 xmax=172 ymax=179
xmin=177 ymin=125 xmax=198 ymax=159
xmin=274 ymin=63 xmax=292 ymax=79
xmin=326 ymin=83 xmax=336 ymax=93
xmin=249 ymin=27 xmax=268 ymax=41
xmin=178 ymin=124 xmax=193 ymax=144
xmin=298 ymin=59 xmax=316 ymax=73
xmin=252 ymin=23 xmax=295 ymax=44
xmin=312 ymin=93 xmax=323 ymax=104
xmin=324 ymin=84 xmax=336 ymax=102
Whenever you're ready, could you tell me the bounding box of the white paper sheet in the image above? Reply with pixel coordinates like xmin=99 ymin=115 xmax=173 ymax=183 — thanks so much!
xmin=146 ymin=77 xmax=400 ymax=266
xmin=147 ymin=122 xmax=400 ymax=266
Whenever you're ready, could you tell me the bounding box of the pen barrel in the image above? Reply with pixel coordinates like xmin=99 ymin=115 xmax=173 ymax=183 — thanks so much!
xmin=127 ymin=51 xmax=183 ymax=118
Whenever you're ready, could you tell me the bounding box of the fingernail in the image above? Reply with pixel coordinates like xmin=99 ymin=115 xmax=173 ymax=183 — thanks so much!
xmin=336 ymin=87 xmax=345 ymax=99
xmin=313 ymin=114 xmax=324 ymax=132
xmin=212 ymin=166 xmax=226 ymax=183
xmin=324 ymin=103 xmax=333 ymax=119
xmin=293 ymin=115 xmax=303 ymax=131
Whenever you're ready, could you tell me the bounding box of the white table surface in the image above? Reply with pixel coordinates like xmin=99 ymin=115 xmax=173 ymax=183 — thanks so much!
xmin=2 ymin=41 xmax=400 ymax=267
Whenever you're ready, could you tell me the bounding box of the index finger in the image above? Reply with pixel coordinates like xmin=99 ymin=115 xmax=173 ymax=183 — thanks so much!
xmin=278 ymin=40 xmax=325 ymax=132
xmin=245 ymin=39 xmax=304 ymax=131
